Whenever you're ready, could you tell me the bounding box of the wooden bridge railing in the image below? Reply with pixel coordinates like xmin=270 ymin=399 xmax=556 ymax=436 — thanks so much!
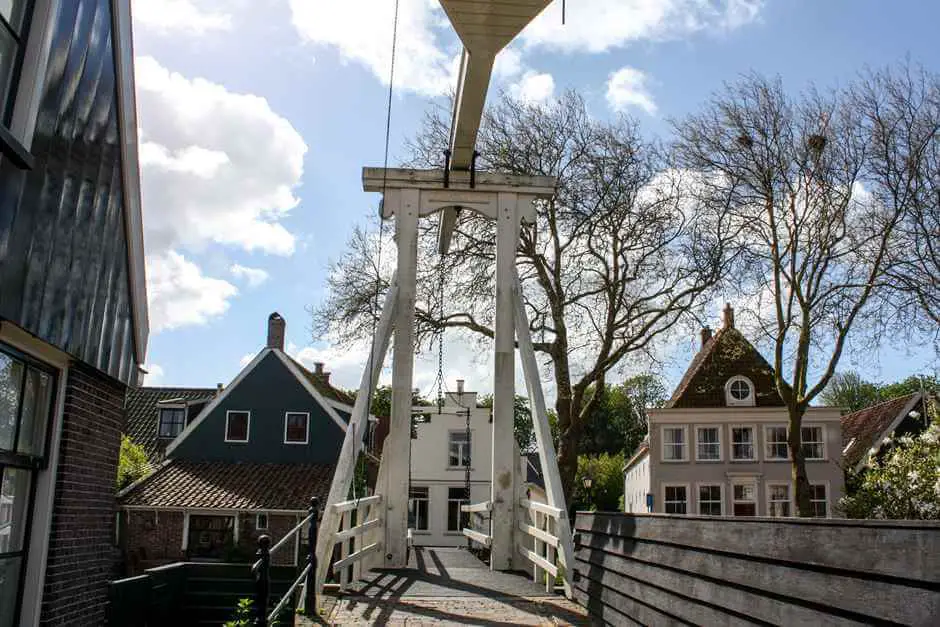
xmin=460 ymin=500 xmax=493 ymax=547
xmin=329 ymin=494 xmax=383 ymax=591
xmin=517 ymin=499 xmax=562 ymax=592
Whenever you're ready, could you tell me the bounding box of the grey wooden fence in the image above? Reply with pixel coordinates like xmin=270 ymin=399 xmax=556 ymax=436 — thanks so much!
xmin=573 ymin=512 xmax=940 ymax=626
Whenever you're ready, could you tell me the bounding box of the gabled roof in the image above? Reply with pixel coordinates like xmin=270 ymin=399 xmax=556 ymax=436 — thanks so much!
xmin=124 ymin=387 xmax=216 ymax=461
xmin=841 ymin=393 xmax=923 ymax=472
xmin=287 ymin=355 xmax=355 ymax=406
xmin=118 ymin=459 xmax=332 ymax=511
xmin=666 ymin=325 xmax=784 ymax=408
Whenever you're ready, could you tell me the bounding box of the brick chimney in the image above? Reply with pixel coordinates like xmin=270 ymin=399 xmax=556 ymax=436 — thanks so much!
xmin=313 ymin=362 xmax=330 ymax=385
xmin=266 ymin=312 xmax=285 ymax=350
xmin=216 ymin=383 xmax=224 ymax=396
xmin=723 ymin=303 xmax=735 ymax=329
xmin=700 ymin=326 xmax=712 ymax=349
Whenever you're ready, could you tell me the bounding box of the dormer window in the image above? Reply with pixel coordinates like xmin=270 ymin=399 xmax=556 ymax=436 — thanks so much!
xmin=158 ymin=407 xmax=186 ymax=438
xmin=725 ymin=376 xmax=755 ymax=407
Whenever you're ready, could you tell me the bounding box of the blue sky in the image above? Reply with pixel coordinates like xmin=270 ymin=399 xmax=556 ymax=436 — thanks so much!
xmin=132 ymin=0 xmax=939 ymax=396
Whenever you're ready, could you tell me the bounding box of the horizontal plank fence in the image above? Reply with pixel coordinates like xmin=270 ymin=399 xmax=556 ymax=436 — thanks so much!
xmin=573 ymin=512 xmax=940 ymax=626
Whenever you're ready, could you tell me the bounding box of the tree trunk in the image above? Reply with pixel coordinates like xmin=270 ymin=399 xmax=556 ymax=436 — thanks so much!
xmin=556 ymin=397 xmax=578 ymax=504
xmin=787 ymin=407 xmax=814 ymax=517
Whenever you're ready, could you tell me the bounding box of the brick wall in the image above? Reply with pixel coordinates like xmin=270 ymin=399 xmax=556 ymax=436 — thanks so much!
xmin=238 ymin=513 xmax=303 ymax=566
xmin=121 ymin=510 xmax=185 ymax=575
xmin=41 ymin=362 xmax=126 ymax=626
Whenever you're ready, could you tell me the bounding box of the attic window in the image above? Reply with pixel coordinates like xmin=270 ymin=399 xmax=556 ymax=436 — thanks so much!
xmin=725 ymin=376 xmax=755 ymax=407
xmin=158 ymin=407 xmax=186 ymax=438
xmin=225 ymin=411 xmax=250 ymax=443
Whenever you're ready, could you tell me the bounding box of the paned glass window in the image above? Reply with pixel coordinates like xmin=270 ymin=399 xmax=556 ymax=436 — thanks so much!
xmin=448 ymin=431 xmax=471 ymax=468
xmin=662 ymin=427 xmax=687 ymax=461
xmin=664 ymin=485 xmax=687 ymax=514
xmin=698 ymin=485 xmax=723 ymax=516
xmin=765 ymin=426 xmax=788 ymax=460
xmin=810 ymin=484 xmax=828 ymax=517
xmin=767 ymin=484 xmax=791 ymax=517
xmin=408 ymin=487 xmax=429 ymax=530
xmin=284 ymin=412 xmax=309 ymax=443
xmin=447 ymin=487 xmax=469 ymax=531
xmin=157 ymin=407 xmax=185 ymax=438
xmin=731 ymin=426 xmax=755 ymax=460
xmin=695 ymin=426 xmax=720 ymax=460
xmin=0 ymin=0 xmax=30 ymax=126
xmin=801 ymin=426 xmax=825 ymax=460
xmin=225 ymin=411 xmax=250 ymax=442
xmin=732 ymin=481 xmax=757 ymax=516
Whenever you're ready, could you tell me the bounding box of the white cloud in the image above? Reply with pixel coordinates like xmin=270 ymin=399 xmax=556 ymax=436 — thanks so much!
xmin=143 ymin=364 xmax=165 ymax=385
xmin=606 ymin=66 xmax=657 ymax=115
xmin=509 ymin=72 xmax=555 ymax=105
xmin=288 ymin=0 xmax=457 ymax=97
xmin=521 ymin=0 xmax=763 ymax=53
xmin=230 ymin=264 xmax=270 ymax=287
xmin=136 ymin=55 xmax=307 ymax=257
xmin=239 ymin=352 xmax=255 ymax=368
xmin=132 ymin=0 xmax=232 ymax=35
xmin=146 ymin=251 xmax=238 ymax=332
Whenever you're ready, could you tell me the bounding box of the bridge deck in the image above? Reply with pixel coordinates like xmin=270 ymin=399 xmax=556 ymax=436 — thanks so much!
xmin=326 ymin=547 xmax=587 ymax=625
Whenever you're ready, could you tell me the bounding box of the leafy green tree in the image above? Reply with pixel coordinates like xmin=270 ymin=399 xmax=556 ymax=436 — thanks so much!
xmin=116 ymin=435 xmax=150 ymax=490
xmin=580 ymin=375 xmax=666 ymax=457
xmin=819 ymin=371 xmax=881 ymax=412
xmin=574 ymin=452 xmax=626 ymax=512
xmin=839 ymin=423 xmax=940 ymax=519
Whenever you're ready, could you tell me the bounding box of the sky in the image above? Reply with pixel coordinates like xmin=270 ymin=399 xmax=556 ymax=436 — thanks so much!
xmin=133 ymin=0 xmax=940 ymax=399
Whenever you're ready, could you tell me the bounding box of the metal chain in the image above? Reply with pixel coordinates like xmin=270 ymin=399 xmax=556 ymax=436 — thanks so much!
xmin=435 ymin=255 xmax=446 ymax=413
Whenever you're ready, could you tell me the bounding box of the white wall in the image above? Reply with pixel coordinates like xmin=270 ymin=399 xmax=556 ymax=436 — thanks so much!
xmin=623 ymin=454 xmax=651 ymax=513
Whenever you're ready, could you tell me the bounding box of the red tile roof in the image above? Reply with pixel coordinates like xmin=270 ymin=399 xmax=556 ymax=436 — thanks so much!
xmin=841 ymin=393 xmax=922 ymax=470
xmin=288 ymin=356 xmax=355 ymax=406
xmin=119 ymin=460 xmax=333 ymax=511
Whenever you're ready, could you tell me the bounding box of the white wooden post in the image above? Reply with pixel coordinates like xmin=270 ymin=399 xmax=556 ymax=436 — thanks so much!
xmin=339 ymin=511 xmax=349 ymax=589
xmin=314 ymin=274 xmax=398 ymax=593
xmin=513 ymin=268 xmax=575 ymax=597
xmin=386 ymin=188 xmax=420 ymax=568
xmin=490 ymin=191 xmax=519 ymax=571
xmin=532 ymin=509 xmax=540 ymax=584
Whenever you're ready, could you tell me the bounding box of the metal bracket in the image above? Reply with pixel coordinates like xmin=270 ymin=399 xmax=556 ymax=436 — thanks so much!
xmin=443 ymin=149 xmax=451 ymax=188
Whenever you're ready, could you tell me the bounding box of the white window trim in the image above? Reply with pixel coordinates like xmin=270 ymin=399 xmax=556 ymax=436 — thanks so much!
xmin=256 ymin=513 xmax=269 ymax=530
xmin=660 ymin=425 xmax=689 ymax=462
xmin=725 ymin=375 xmax=756 ymax=407
xmin=447 ymin=430 xmax=472 ymax=469
xmin=765 ymin=481 xmax=794 ymax=518
xmin=283 ymin=411 xmax=310 ymax=445
xmin=729 ymin=424 xmax=758 ymax=461
xmin=810 ymin=480 xmax=831 ymax=518
xmin=694 ymin=425 xmax=723 ymax=462
xmin=661 ymin=482 xmax=690 ymax=515
xmin=801 ymin=424 xmax=827 ymax=461
xmin=763 ymin=424 xmax=790 ymax=461
xmin=695 ymin=482 xmax=725 ymax=516
xmin=225 ymin=410 xmax=251 ymax=443
xmin=730 ymin=477 xmax=759 ymax=516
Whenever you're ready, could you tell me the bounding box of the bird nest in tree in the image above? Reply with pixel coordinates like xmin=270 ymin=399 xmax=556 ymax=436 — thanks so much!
xmin=807 ymin=134 xmax=827 ymax=152
xmin=737 ymin=134 xmax=754 ymax=148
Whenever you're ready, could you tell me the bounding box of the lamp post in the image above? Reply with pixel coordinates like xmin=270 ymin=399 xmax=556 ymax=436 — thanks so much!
xmin=582 ymin=476 xmax=592 ymax=512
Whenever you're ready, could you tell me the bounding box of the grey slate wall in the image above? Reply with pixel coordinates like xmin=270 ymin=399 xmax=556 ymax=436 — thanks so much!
xmin=573 ymin=512 xmax=940 ymax=626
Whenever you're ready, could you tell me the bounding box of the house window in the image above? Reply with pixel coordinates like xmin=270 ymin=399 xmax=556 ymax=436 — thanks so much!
xmin=256 ymin=514 xmax=268 ymax=530
xmin=157 ymin=407 xmax=186 ymax=438
xmin=663 ymin=485 xmax=688 ymax=514
xmin=661 ymin=426 xmax=687 ymax=461
xmin=448 ymin=431 xmax=471 ymax=468
xmin=695 ymin=426 xmax=721 ymax=461
xmin=764 ymin=426 xmax=789 ymax=460
xmin=730 ymin=426 xmax=756 ymax=460
xmin=0 ymin=343 xmax=56 ymax=627
xmin=697 ymin=484 xmax=723 ymax=516
xmin=767 ymin=483 xmax=791 ymax=517
xmin=731 ymin=480 xmax=757 ymax=516
xmin=408 ymin=487 xmax=429 ymax=530
xmin=225 ymin=411 xmax=250 ymax=443
xmin=284 ymin=412 xmax=309 ymax=444
xmin=447 ymin=487 xmax=469 ymax=532
xmin=810 ymin=484 xmax=828 ymax=518
xmin=725 ymin=376 xmax=755 ymax=406
xmin=0 ymin=0 xmax=29 ymax=125
xmin=801 ymin=426 xmax=825 ymax=460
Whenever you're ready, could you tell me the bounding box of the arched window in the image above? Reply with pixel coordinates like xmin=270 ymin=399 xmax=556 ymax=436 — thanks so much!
xmin=725 ymin=376 xmax=755 ymax=407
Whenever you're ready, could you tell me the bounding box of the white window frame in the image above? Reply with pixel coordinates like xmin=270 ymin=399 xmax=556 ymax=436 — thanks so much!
xmin=730 ymin=424 xmax=757 ymax=461
xmin=661 ymin=425 xmax=689 ymax=462
xmin=694 ymin=425 xmax=722 ymax=462
xmin=224 ymin=410 xmax=251 ymax=443
xmin=763 ymin=425 xmax=789 ymax=461
xmin=283 ymin=411 xmax=310 ymax=445
xmin=408 ymin=486 xmax=430 ymax=531
xmin=662 ymin=483 xmax=690 ymax=515
xmin=810 ymin=481 xmax=830 ymax=518
xmin=801 ymin=424 xmax=826 ymax=461
xmin=730 ymin=478 xmax=758 ymax=516
xmin=696 ymin=483 xmax=724 ymax=516
xmin=765 ymin=482 xmax=793 ymax=518
xmin=157 ymin=405 xmax=187 ymax=439
xmin=256 ymin=513 xmax=268 ymax=530
xmin=446 ymin=486 xmax=469 ymax=533
xmin=447 ymin=430 xmax=472 ymax=469
xmin=725 ymin=375 xmax=756 ymax=407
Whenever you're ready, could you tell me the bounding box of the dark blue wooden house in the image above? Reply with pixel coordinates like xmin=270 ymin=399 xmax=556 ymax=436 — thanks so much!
xmin=118 ymin=314 xmax=373 ymax=573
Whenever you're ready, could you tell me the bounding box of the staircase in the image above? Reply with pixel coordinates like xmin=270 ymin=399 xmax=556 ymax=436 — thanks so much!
xmin=183 ymin=563 xmax=296 ymax=625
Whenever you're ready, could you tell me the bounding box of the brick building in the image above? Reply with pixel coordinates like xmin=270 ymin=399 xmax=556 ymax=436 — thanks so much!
xmin=0 ymin=1 xmax=147 ymax=624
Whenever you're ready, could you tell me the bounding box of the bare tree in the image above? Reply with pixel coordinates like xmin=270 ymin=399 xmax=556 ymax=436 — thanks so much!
xmin=674 ymin=69 xmax=937 ymax=516
xmin=314 ymin=92 xmax=740 ymax=499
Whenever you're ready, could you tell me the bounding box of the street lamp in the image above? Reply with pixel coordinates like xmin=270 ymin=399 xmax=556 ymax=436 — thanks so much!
xmin=582 ymin=476 xmax=592 ymax=490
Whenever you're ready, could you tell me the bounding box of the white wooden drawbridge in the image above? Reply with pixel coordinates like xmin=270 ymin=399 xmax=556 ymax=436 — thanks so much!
xmin=313 ymin=0 xmax=574 ymax=599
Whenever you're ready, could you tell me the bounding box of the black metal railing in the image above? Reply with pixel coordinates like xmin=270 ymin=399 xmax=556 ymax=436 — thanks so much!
xmin=252 ymin=496 xmax=319 ymax=626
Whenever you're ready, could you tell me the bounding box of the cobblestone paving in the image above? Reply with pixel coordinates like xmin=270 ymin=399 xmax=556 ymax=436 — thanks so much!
xmin=327 ymin=595 xmax=588 ymax=625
